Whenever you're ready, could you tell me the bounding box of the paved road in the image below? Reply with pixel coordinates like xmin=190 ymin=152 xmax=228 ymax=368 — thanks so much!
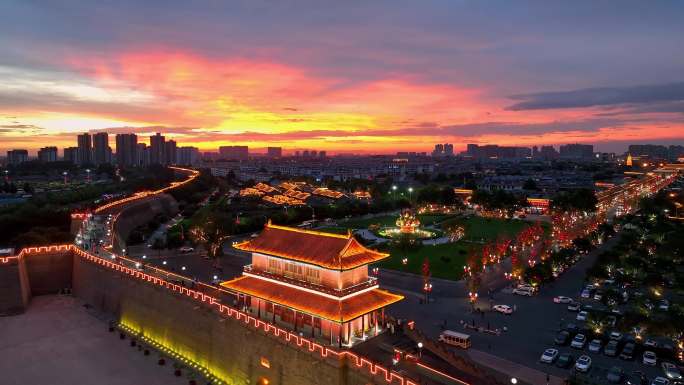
xmin=386 ymin=233 xmax=666 ymax=383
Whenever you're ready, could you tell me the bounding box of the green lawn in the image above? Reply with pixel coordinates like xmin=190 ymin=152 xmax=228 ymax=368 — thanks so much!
xmin=373 ymin=241 xmax=470 ymax=280
xmin=441 ymin=216 xmax=532 ymax=243
xmin=315 ymin=214 xmax=540 ymax=281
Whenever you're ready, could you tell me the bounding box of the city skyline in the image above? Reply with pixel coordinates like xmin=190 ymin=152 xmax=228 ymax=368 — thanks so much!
xmin=2 ymin=2 xmax=684 ymax=154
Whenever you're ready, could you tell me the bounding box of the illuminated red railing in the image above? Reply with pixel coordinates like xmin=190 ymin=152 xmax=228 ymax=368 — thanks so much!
xmin=3 ymin=242 xmax=470 ymax=385
xmin=94 ymin=167 xmax=199 ymax=214
xmin=70 ymin=246 xmax=437 ymax=385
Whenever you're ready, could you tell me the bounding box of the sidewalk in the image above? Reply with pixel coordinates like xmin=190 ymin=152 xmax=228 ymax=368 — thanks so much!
xmin=467 ymin=349 xmax=565 ymax=385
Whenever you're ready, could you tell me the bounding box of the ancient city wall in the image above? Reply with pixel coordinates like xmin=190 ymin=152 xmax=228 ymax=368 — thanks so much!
xmin=111 ymin=193 xmax=179 ymax=254
xmin=72 ymin=252 xmax=376 ymax=385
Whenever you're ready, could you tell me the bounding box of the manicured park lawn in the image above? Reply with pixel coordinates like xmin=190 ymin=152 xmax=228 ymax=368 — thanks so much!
xmin=374 ymin=241 xmax=470 ymax=280
xmin=316 ymin=214 xmax=541 ymax=281
xmin=443 ymin=216 xmax=532 ymax=243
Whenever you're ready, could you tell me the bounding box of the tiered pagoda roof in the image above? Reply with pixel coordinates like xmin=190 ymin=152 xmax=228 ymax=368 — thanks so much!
xmin=233 ymin=223 xmax=389 ymax=270
xmin=221 ymin=275 xmax=402 ymax=322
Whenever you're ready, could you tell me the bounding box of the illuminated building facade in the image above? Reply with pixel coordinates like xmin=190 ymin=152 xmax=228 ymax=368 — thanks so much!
xmin=222 ymin=222 xmax=403 ymax=347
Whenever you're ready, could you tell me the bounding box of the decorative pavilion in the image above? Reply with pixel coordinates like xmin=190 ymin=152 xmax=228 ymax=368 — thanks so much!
xmin=221 ymin=222 xmax=403 ymax=347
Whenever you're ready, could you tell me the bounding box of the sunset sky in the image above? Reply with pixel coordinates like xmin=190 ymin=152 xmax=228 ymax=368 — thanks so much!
xmin=1 ymin=1 xmax=683 ymax=155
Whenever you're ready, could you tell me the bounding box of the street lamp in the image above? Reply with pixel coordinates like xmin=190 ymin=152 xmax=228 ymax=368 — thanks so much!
xmin=510 ymin=378 xmax=517 ymax=384
xmin=417 ymin=342 xmax=423 ymax=358
xmin=408 ymin=187 xmax=413 ymax=201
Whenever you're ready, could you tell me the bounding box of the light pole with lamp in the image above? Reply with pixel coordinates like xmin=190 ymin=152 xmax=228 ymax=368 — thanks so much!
xmin=417 ymin=342 xmax=423 ymax=358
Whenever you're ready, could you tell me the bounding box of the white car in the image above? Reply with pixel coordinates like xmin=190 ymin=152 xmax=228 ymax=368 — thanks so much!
xmin=662 ymin=362 xmax=682 ymax=380
xmin=643 ymin=351 xmax=658 ymax=366
xmin=651 ymin=377 xmax=670 ymax=385
xmin=540 ymin=348 xmax=559 ymax=363
xmin=513 ymin=287 xmax=534 ymax=296
xmin=571 ymin=334 xmax=587 ymax=349
xmin=588 ymin=339 xmax=602 ymax=353
xmin=493 ymin=305 xmax=513 ymax=314
xmin=567 ymin=302 xmax=581 ymax=312
xmin=576 ymin=311 xmax=588 ymax=321
xmin=179 ymin=246 xmax=194 ymax=253
xmin=554 ymin=296 xmax=572 ymax=304
xmin=575 ymin=355 xmax=592 ymax=372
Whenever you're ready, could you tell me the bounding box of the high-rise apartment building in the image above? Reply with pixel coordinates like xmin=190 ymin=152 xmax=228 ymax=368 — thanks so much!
xmin=136 ymin=143 xmax=150 ymax=167
xmin=92 ymin=132 xmax=109 ymax=165
xmin=559 ymin=143 xmax=593 ymax=160
xmin=165 ymin=140 xmax=177 ymax=165
xmin=37 ymin=146 xmax=58 ymax=162
xmin=115 ymin=133 xmax=138 ymax=167
xmin=177 ymin=146 xmax=200 ymax=165
xmin=7 ymin=149 xmax=29 ymax=165
xmin=63 ymin=147 xmax=78 ymax=164
xmin=150 ymin=133 xmax=166 ymax=165
xmin=267 ymin=147 xmax=282 ymax=158
xmin=77 ymin=133 xmax=92 ymax=165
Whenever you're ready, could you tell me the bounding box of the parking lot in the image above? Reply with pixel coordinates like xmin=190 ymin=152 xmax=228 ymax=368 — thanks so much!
xmin=389 ymin=234 xmax=681 ymax=384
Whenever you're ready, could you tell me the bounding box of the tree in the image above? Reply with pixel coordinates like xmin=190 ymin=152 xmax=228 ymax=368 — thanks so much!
xmin=523 ymin=179 xmax=538 ymax=191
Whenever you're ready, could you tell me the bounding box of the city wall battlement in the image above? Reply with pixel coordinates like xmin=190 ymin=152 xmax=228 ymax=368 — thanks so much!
xmin=1 ymin=245 xmax=436 ymax=385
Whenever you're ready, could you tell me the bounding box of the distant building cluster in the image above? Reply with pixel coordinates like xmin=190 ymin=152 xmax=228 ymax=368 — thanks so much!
xmin=3 ymin=132 xmax=201 ymax=167
xmin=432 ymin=143 xmax=454 ymax=157
xmin=627 ymin=144 xmax=684 ymax=162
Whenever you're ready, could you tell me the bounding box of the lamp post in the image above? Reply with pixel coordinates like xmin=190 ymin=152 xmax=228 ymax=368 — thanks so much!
xmin=63 ymin=171 xmax=68 ymax=185
xmin=86 ymin=168 xmax=91 ymax=183
xmin=408 ymin=187 xmax=413 ymax=202
xmin=392 ymin=185 xmax=397 ymax=201
xmin=417 ymin=342 xmax=423 ymax=358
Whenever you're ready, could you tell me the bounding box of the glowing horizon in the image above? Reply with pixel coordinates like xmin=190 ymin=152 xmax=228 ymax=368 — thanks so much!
xmin=1 ymin=2 xmax=683 ymax=155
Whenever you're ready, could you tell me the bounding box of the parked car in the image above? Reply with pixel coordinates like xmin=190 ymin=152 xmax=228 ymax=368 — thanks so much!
xmin=645 ymin=339 xmax=659 ymax=349
xmin=540 ymin=348 xmax=559 ymax=364
xmin=493 ymin=304 xmax=513 ymax=314
xmin=620 ymin=342 xmax=635 ymax=360
xmin=643 ymin=351 xmax=658 ymax=366
xmin=581 ymin=289 xmax=592 ymax=298
xmin=556 ymin=352 xmax=574 ymax=368
xmin=571 ymin=334 xmax=587 ymax=349
xmin=605 ymin=340 xmax=619 ymax=356
xmin=594 ymin=290 xmax=604 ymax=301
xmin=651 ymin=376 xmax=670 ymax=385
xmin=179 ymin=246 xmax=194 ymax=253
xmin=607 ymin=366 xmax=624 ymax=384
xmin=577 ymin=311 xmax=588 ymax=321
xmin=659 ymin=300 xmax=670 ymax=311
xmin=554 ymin=296 xmax=573 ymax=304
xmin=662 ymin=362 xmax=682 ymax=380
xmin=609 ymin=331 xmax=623 ymax=341
xmin=554 ymin=331 xmax=570 ymax=346
xmin=588 ymin=339 xmax=602 ymax=353
xmin=575 ymin=355 xmax=592 ymax=372
xmin=565 ymin=323 xmax=580 ymax=334
xmin=603 ymin=315 xmax=617 ymax=327
xmin=513 ymin=287 xmax=534 ymax=296
xmin=568 ymin=302 xmax=581 ymax=312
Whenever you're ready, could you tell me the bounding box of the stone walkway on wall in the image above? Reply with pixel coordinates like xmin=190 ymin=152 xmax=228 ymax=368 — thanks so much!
xmin=0 ymin=295 xmax=188 ymax=385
